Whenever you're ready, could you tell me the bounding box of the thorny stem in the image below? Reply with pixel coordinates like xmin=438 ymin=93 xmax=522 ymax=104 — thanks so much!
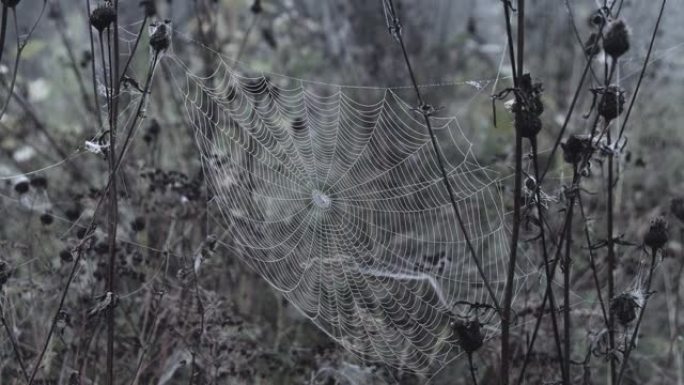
xmin=382 ymin=0 xmax=500 ymax=311
xmin=501 ymin=1 xmax=522 ymax=383
xmin=615 ymin=247 xmax=659 ymax=385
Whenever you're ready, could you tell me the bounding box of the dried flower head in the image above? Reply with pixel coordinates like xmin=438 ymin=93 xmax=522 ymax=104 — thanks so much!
xmin=561 ymin=134 xmax=593 ymax=165
xmin=14 ymin=180 xmax=29 ymax=194
xmin=40 ymin=212 xmax=54 ymax=226
xmin=644 ymin=216 xmax=669 ymax=250
xmin=90 ymin=2 xmax=116 ymax=32
xmin=452 ymin=319 xmax=484 ymax=354
xmin=671 ymin=197 xmax=684 ymax=223
xmin=597 ymin=86 xmax=625 ymax=122
xmin=149 ymin=20 xmax=172 ymax=53
xmin=603 ymin=19 xmax=630 ymax=59
xmin=610 ymin=292 xmax=642 ymax=326
xmin=59 ymin=249 xmax=74 ymax=263
xmin=515 ymin=112 xmax=542 ymax=139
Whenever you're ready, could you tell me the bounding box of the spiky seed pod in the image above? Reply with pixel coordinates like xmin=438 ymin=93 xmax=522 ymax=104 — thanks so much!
xmin=14 ymin=180 xmax=29 ymax=194
xmin=453 ymin=320 xmax=484 ymax=354
xmin=604 ymin=19 xmax=630 ymax=59
xmin=610 ymin=292 xmax=641 ymax=326
xmin=644 ymin=216 xmax=669 ymax=250
xmin=1 ymin=0 xmax=21 ymax=8
xmin=0 ymin=260 xmax=9 ymax=290
xmin=149 ymin=21 xmax=171 ymax=53
xmin=598 ymin=86 xmax=625 ymax=122
xmin=515 ymin=111 xmax=542 ymax=139
xmin=90 ymin=3 xmax=116 ymax=32
xmin=671 ymin=197 xmax=684 ymax=222
xmin=139 ymin=0 xmax=156 ymax=17
xmin=562 ymin=134 xmax=593 ymax=165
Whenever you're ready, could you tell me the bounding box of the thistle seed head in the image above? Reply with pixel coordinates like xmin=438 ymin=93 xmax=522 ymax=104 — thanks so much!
xmin=452 ymin=319 xmax=484 ymax=354
xmin=644 ymin=216 xmax=669 ymax=250
xmin=604 ymin=19 xmax=630 ymax=59
xmin=149 ymin=20 xmax=172 ymax=53
xmin=610 ymin=292 xmax=642 ymax=326
xmin=515 ymin=111 xmax=542 ymax=139
xmin=90 ymin=3 xmax=116 ymax=32
xmin=562 ymin=134 xmax=593 ymax=165
xmin=598 ymin=86 xmax=625 ymax=122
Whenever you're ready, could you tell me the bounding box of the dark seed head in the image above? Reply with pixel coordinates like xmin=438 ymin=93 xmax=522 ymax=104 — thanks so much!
xmin=14 ymin=180 xmax=29 ymax=194
xmin=131 ymin=217 xmax=146 ymax=232
xmin=149 ymin=21 xmax=171 ymax=53
xmin=90 ymin=3 xmax=117 ymax=32
xmin=604 ymin=19 xmax=630 ymax=59
xmin=515 ymin=111 xmax=542 ymax=139
xmin=562 ymin=134 xmax=593 ymax=165
xmin=30 ymin=176 xmax=48 ymax=189
xmin=588 ymin=10 xmax=605 ymax=29
xmin=610 ymin=292 xmax=641 ymax=326
xmin=60 ymin=249 xmax=74 ymax=263
xmin=452 ymin=319 xmax=484 ymax=354
xmin=40 ymin=213 xmax=54 ymax=226
xmin=671 ymin=197 xmax=684 ymax=223
xmin=598 ymin=86 xmax=625 ymax=122
xmin=644 ymin=216 xmax=669 ymax=250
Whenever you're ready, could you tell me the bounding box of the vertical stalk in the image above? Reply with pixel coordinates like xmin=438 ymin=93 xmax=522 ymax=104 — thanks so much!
xmin=562 ymin=167 xmax=577 ymax=385
xmin=106 ymin=1 xmax=122 ymax=384
xmin=499 ymin=1 xmax=519 ymax=382
xmin=607 ymin=127 xmax=616 ymax=385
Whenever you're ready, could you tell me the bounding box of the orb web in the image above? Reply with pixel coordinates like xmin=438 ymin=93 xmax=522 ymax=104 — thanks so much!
xmin=179 ymin=55 xmax=521 ymax=373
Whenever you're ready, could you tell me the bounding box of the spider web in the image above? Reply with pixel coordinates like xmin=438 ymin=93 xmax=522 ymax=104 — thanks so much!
xmin=169 ymin=44 xmax=532 ymax=373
